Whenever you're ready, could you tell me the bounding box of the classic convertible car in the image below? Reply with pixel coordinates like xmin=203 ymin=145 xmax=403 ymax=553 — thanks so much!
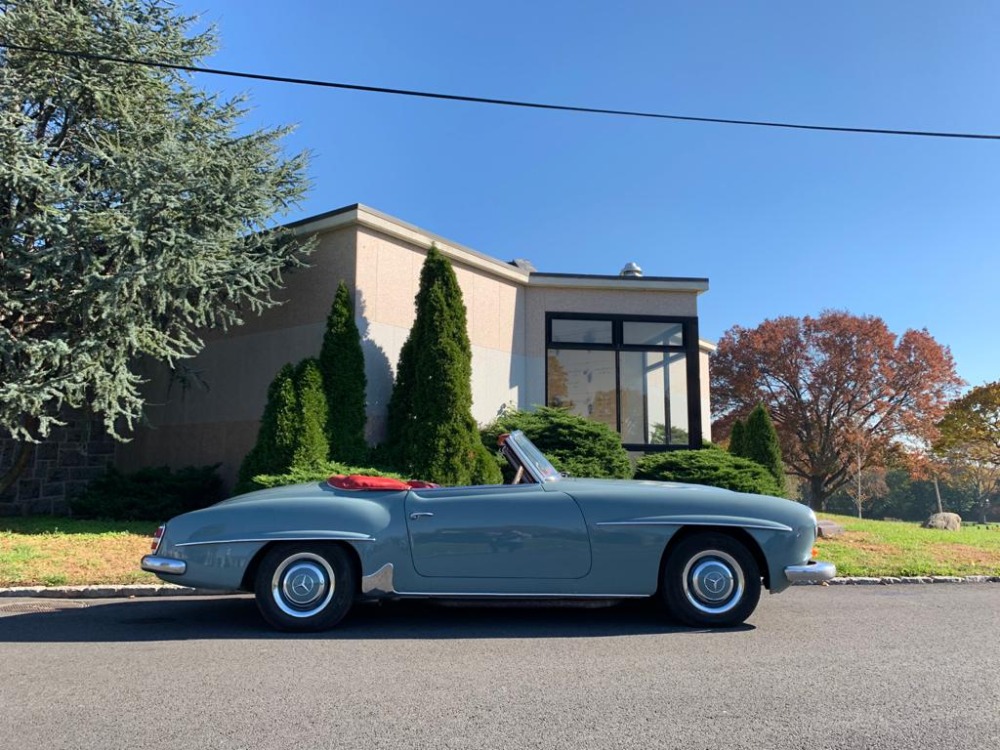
xmin=142 ymin=431 xmax=834 ymax=631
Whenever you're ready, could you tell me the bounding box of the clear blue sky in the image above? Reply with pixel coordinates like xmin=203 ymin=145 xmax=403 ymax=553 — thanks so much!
xmin=174 ymin=1 xmax=999 ymax=388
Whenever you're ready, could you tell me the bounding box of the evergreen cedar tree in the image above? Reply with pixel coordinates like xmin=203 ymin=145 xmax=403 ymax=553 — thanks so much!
xmin=236 ymin=364 xmax=297 ymax=493
xmin=728 ymin=420 xmax=748 ymax=458
xmin=385 ymin=246 xmax=501 ymax=485
xmin=0 ymin=0 xmax=312 ymax=450
xmin=727 ymin=407 xmax=786 ymax=497
xmin=237 ymin=359 xmax=331 ymax=492
xmin=482 ymin=406 xmax=632 ymax=480
xmin=711 ymin=310 xmax=963 ymax=509
xmin=743 ymin=404 xmax=787 ymax=497
xmin=320 ymin=282 xmax=368 ymax=464
xmin=290 ymin=359 xmax=330 ymax=472
xmin=634 ymin=450 xmax=784 ymax=497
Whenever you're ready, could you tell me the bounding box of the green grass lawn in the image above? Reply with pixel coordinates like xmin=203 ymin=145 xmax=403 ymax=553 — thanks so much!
xmin=1 ymin=514 xmax=999 ymax=587
xmin=0 ymin=518 xmax=158 ymax=587
xmin=816 ymin=513 xmax=1000 ymax=577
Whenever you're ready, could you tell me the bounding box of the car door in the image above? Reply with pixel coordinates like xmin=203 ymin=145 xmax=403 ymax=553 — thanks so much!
xmin=404 ymin=484 xmax=592 ymax=579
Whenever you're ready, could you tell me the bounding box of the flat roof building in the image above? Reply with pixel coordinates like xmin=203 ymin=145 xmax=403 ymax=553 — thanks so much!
xmin=114 ymin=204 xmax=713 ymax=490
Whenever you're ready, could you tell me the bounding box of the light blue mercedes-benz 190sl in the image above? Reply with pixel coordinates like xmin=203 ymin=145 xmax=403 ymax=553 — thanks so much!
xmin=142 ymin=430 xmax=834 ymax=631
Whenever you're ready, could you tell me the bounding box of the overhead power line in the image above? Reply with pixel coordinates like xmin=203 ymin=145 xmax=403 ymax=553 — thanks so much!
xmin=3 ymin=41 xmax=999 ymax=141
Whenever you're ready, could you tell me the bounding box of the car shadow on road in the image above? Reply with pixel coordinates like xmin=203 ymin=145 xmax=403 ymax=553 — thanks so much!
xmin=0 ymin=596 xmax=754 ymax=642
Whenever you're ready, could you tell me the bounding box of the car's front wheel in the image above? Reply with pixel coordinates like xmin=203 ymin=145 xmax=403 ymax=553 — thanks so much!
xmin=254 ymin=543 xmax=356 ymax=632
xmin=661 ymin=533 xmax=761 ymax=628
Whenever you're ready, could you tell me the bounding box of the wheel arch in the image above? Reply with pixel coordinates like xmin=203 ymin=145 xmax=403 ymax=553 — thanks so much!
xmin=240 ymin=539 xmax=363 ymax=593
xmin=658 ymin=525 xmax=770 ymax=592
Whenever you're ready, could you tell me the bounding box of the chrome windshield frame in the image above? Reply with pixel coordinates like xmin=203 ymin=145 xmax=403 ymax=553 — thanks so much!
xmin=503 ymin=430 xmax=562 ymax=484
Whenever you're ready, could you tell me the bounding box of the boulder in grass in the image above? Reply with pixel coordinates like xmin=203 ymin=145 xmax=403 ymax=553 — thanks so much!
xmin=922 ymin=512 xmax=962 ymax=531
xmin=816 ymin=520 xmax=845 ymax=539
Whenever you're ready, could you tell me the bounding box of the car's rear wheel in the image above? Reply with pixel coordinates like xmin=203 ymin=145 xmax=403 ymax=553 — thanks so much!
xmin=254 ymin=543 xmax=355 ymax=632
xmin=660 ymin=533 xmax=761 ymax=628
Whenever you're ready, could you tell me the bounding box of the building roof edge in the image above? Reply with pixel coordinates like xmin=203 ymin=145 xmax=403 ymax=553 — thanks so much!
xmin=284 ymin=204 xmax=709 ymax=293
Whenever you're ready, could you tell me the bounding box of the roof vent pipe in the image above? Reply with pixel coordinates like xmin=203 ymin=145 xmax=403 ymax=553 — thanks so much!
xmin=620 ymin=262 xmax=643 ymax=278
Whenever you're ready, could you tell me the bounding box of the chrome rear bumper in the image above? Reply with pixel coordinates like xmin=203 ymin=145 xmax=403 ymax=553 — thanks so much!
xmin=784 ymin=560 xmax=836 ymax=583
xmin=141 ymin=555 xmax=187 ymax=575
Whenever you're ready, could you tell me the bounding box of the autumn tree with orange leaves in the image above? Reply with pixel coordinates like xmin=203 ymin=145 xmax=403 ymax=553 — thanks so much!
xmin=711 ymin=311 xmax=963 ymax=510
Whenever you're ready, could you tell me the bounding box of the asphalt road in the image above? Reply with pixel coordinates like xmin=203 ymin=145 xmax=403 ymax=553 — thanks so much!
xmin=1 ymin=586 xmax=998 ymax=750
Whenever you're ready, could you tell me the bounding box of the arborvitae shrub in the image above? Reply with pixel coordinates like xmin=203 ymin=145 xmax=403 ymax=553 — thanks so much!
xmin=384 ymin=245 xmax=501 ymax=485
xmin=291 ymin=358 xmax=329 ymax=471
xmin=744 ymin=403 xmax=786 ymax=496
xmin=236 ymin=363 xmax=297 ymax=493
xmin=71 ymin=464 xmax=224 ymax=520
xmin=729 ymin=418 xmax=748 ymax=458
xmin=481 ymin=406 xmax=632 ymax=479
xmin=320 ymin=281 xmax=368 ymax=464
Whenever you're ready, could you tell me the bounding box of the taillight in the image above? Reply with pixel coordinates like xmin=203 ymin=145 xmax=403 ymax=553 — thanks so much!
xmin=151 ymin=525 xmax=166 ymax=554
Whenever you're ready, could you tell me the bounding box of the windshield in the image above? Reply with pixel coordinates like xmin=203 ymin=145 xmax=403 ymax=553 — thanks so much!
xmin=507 ymin=431 xmax=561 ymax=483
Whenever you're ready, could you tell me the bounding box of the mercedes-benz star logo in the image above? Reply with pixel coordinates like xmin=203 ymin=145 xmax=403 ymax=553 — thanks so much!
xmin=291 ymin=573 xmax=316 ymax=597
xmin=703 ymin=571 xmax=727 ymax=595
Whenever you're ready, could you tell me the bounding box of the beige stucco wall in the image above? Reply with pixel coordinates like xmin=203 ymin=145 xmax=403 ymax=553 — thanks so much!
xmin=119 ymin=222 xmax=532 ymax=488
xmin=699 ymin=347 xmax=712 ymax=442
xmin=353 ymin=226 xmax=526 ymax=437
xmin=117 ymin=226 xmax=359 ymax=486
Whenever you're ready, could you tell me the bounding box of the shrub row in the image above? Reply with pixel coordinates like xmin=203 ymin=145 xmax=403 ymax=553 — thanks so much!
xmin=634 ymin=448 xmax=784 ymax=496
xmin=480 ymin=406 xmax=632 ymax=480
xmin=70 ymin=464 xmax=225 ymax=521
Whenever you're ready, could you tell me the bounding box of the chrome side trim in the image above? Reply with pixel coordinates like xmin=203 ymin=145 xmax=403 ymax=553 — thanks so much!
xmin=141 ymin=555 xmax=187 ymax=575
xmin=175 ymin=535 xmax=374 ymax=548
xmin=595 ymin=519 xmax=793 ymax=533
xmin=392 ymin=591 xmax=648 ymax=599
xmin=361 ymin=563 xmax=396 ymax=595
xmin=785 ymin=560 xmax=837 ymax=583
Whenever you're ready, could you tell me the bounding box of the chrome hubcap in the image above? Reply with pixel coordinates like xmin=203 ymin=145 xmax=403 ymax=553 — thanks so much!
xmin=681 ymin=550 xmax=744 ymax=614
xmin=272 ymin=553 xmax=336 ymax=618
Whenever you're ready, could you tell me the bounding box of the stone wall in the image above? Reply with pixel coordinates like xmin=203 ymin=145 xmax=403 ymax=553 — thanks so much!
xmin=0 ymin=415 xmax=117 ymax=515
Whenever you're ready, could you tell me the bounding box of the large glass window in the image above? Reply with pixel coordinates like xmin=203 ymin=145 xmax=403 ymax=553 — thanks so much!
xmin=547 ymin=349 xmax=617 ymax=430
xmin=545 ymin=314 xmax=700 ymax=450
xmin=623 ymin=321 xmax=683 ymax=347
xmin=550 ymin=319 xmax=613 ymax=345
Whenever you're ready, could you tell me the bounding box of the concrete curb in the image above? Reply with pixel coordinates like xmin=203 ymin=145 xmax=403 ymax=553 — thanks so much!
xmin=795 ymin=575 xmax=1000 ymax=586
xmin=0 ymin=585 xmax=243 ymax=599
xmin=1 ymin=576 xmax=999 ymax=598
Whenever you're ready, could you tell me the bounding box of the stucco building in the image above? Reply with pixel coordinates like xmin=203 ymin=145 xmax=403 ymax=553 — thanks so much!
xmin=114 ymin=204 xmax=713 ymax=490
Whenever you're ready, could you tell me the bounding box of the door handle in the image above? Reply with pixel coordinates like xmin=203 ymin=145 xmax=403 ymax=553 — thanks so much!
xmin=409 ymin=512 xmax=434 ymax=520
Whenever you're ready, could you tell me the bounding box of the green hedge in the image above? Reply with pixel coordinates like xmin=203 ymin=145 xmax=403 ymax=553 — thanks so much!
xmin=245 ymin=462 xmax=404 ymax=491
xmin=634 ymin=450 xmax=783 ymax=496
xmin=481 ymin=406 xmax=632 ymax=480
xmin=70 ymin=465 xmax=225 ymax=521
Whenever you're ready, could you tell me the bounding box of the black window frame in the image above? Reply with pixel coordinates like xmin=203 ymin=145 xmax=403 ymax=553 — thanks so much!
xmin=545 ymin=312 xmax=702 ymax=451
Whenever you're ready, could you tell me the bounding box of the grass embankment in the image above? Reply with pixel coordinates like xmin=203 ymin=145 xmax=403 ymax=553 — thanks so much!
xmin=816 ymin=513 xmax=1000 ymax=577
xmin=1 ymin=514 xmax=999 ymax=587
xmin=0 ymin=518 xmax=157 ymax=587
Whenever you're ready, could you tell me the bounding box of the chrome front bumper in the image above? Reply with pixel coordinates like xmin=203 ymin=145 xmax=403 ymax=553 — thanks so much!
xmin=141 ymin=555 xmax=187 ymax=575
xmin=784 ymin=560 xmax=836 ymax=583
